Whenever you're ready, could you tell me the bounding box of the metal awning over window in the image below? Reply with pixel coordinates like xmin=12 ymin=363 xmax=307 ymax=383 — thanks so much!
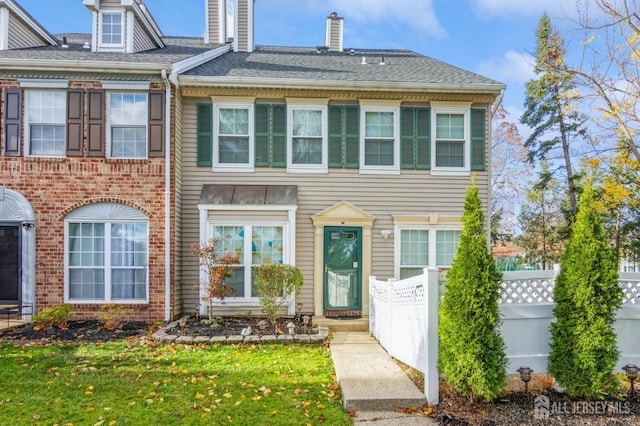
xmin=198 ymin=185 xmax=297 ymax=206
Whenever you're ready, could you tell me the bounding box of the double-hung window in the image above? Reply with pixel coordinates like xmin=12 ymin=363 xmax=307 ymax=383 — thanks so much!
xmin=26 ymin=90 xmax=66 ymax=157
xmin=65 ymin=203 xmax=148 ymax=303
xmin=108 ymin=93 xmax=148 ymax=159
xmin=100 ymin=12 xmax=123 ymax=47
xmin=288 ymin=103 xmax=327 ymax=172
xmin=431 ymin=102 xmax=471 ymax=174
xmin=397 ymin=227 xmax=461 ymax=279
xmin=360 ymin=103 xmax=400 ymax=174
xmin=213 ymin=102 xmax=253 ymax=171
xmin=209 ymin=224 xmax=285 ymax=299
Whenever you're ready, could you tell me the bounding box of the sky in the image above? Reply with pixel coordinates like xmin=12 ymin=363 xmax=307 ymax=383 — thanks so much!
xmin=15 ymin=0 xmax=591 ymax=133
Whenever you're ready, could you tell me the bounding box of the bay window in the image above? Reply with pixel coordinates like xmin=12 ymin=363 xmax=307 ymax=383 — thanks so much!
xmin=210 ymin=224 xmax=285 ymax=298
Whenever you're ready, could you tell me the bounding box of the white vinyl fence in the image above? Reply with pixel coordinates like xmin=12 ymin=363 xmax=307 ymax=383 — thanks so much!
xmin=369 ymin=269 xmax=640 ymax=405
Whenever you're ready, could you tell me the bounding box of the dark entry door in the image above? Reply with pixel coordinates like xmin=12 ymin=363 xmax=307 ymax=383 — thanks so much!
xmin=0 ymin=225 xmax=20 ymax=303
xmin=323 ymin=227 xmax=362 ymax=311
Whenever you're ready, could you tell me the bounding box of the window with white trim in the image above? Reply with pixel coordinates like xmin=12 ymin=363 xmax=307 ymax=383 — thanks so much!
xmin=210 ymin=224 xmax=285 ymax=298
xmin=397 ymin=228 xmax=461 ymax=279
xmin=431 ymin=104 xmax=470 ymax=173
xmin=288 ymin=105 xmax=327 ymax=172
xmin=100 ymin=12 xmax=123 ymax=46
xmin=108 ymin=93 xmax=147 ymax=159
xmin=26 ymin=90 xmax=66 ymax=157
xmin=361 ymin=106 xmax=399 ymax=173
xmin=65 ymin=203 xmax=148 ymax=303
xmin=213 ymin=103 xmax=253 ymax=171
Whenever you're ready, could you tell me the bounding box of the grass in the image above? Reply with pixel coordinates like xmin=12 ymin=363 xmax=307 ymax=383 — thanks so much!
xmin=0 ymin=340 xmax=352 ymax=425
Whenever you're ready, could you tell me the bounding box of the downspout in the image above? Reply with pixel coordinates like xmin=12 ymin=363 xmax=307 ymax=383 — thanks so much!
xmin=161 ymin=69 xmax=172 ymax=321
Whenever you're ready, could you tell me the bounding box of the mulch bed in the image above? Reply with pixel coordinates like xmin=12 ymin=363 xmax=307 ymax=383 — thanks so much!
xmin=0 ymin=320 xmax=152 ymax=344
xmin=169 ymin=315 xmax=318 ymax=338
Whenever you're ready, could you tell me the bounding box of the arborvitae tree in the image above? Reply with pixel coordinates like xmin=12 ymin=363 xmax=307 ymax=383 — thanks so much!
xmin=439 ymin=183 xmax=507 ymax=401
xmin=549 ymin=183 xmax=623 ymax=398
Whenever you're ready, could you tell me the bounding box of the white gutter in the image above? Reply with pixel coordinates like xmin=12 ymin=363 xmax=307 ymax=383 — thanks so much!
xmin=161 ymin=69 xmax=172 ymax=322
xmin=0 ymin=58 xmax=170 ymax=74
xmin=169 ymin=44 xmax=232 ymax=84
xmin=178 ymin=75 xmax=506 ymax=94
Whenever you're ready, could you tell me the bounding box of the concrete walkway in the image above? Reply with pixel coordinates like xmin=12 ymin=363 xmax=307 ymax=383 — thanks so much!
xmin=330 ymin=332 xmax=438 ymax=425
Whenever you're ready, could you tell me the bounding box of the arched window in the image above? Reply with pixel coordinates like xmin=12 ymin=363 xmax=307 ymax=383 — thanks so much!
xmin=65 ymin=203 xmax=148 ymax=303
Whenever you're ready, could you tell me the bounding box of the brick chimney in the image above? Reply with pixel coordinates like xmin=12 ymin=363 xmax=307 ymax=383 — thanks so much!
xmin=233 ymin=0 xmax=254 ymax=52
xmin=325 ymin=12 xmax=343 ymax=52
xmin=205 ymin=0 xmax=227 ymax=44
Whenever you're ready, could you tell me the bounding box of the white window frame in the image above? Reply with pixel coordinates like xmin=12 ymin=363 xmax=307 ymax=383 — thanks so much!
xmin=197 ymin=203 xmax=298 ymax=314
xmin=106 ymin=91 xmax=148 ymax=160
xmin=98 ymin=11 xmax=124 ymax=51
xmin=359 ymin=103 xmax=400 ymax=174
xmin=205 ymin=221 xmax=290 ymax=303
xmin=394 ymin=225 xmax=462 ymax=279
xmin=24 ymin=89 xmax=67 ymax=158
xmin=431 ymin=102 xmax=472 ymax=176
xmin=287 ymin=103 xmax=328 ymax=173
xmin=213 ymin=102 xmax=254 ymax=172
xmin=64 ymin=203 xmax=149 ymax=304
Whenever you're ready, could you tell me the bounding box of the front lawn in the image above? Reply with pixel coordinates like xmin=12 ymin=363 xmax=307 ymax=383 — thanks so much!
xmin=0 ymin=341 xmax=351 ymax=425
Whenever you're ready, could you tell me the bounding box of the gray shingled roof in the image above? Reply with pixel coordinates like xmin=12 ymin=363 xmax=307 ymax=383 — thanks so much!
xmin=0 ymin=33 xmax=220 ymax=66
xmin=181 ymin=45 xmax=504 ymax=89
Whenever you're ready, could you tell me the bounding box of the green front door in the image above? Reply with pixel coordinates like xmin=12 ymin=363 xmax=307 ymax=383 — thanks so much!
xmin=323 ymin=227 xmax=362 ymax=311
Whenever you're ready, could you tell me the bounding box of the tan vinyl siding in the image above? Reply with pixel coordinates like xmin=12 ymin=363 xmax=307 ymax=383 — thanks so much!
xmin=7 ymin=14 xmax=49 ymax=49
xmin=235 ymin=0 xmax=248 ymax=51
xmin=207 ymin=0 xmax=225 ymax=44
xmin=329 ymin=23 xmax=341 ymax=52
xmin=178 ymin=97 xmax=490 ymax=315
xmin=100 ymin=0 xmax=121 ymax=9
xmin=133 ymin=18 xmax=155 ymax=52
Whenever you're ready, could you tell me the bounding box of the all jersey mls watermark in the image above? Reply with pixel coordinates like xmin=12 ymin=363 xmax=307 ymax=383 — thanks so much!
xmin=534 ymin=395 xmax=632 ymax=419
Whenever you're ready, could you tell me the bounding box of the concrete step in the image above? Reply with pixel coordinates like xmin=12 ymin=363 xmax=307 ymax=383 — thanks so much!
xmin=314 ymin=316 xmax=369 ymax=332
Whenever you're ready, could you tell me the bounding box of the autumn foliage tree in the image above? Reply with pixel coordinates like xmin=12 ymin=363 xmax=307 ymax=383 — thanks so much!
xmin=439 ymin=182 xmax=507 ymax=401
xmin=192 ymin=239 xmax=239 ymax=320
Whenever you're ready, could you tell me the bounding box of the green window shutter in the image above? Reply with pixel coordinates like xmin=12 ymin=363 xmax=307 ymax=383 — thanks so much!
xmin=416 ymin=108 xmax=430 ymax=169
xmin=254 ymin=104 xmax=270 ymax=166
xmin=400 ymin=107 xmax=430 ymax=169
xmin=344 ymin=106 xmax=359 ymax=168
xmin=196 ymin=103 xmax=213 ymax=166
xmin=400 ymin=108 xmax=415 ymax=169
xmin=470 ymin=108 xmax=486 ymax=171
xmin=271 ymin=104 xmax=286 ymax=167
xmin=328 ymin=106 xmax=343 ymax=167
xmin=328 ymin=105 xmax=359 ymax=168
xmin=254 ymin=104 xmax=286 ymax=167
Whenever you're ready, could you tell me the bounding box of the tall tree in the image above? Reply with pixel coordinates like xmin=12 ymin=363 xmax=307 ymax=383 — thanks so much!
xmin=521 ymin=13 xmax=586 ymax=219
xmin=573 ymin=0 xmax=640 ymax=161
xmin=491 ymin=104 xmax=531 ymax=241
xmin=439 ymin=182 xmax=507 ymax=401
xmin=548 ymin=182 xmax=623 ymax=398
xmin=518 ymin=162 xmax=567 ymax=269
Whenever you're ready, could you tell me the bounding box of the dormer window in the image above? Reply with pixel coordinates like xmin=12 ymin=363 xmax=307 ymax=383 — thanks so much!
xmin=100 ymin=12 xmax=123 ymax=47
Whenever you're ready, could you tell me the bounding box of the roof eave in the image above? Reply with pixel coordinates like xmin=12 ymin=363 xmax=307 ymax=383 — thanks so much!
xmin=0 ymin=58 xmax=170 ymax=74
xmin=177 ymin=75 xmax=506 ymax=95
